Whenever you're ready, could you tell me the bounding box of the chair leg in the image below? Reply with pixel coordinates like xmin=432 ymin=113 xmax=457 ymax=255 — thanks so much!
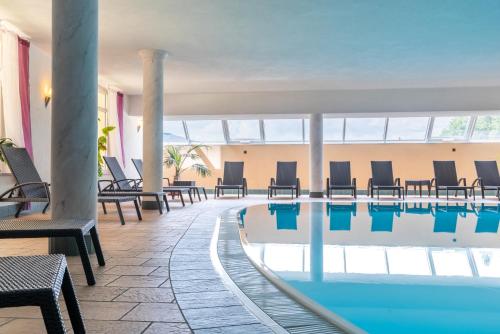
xmin=196 ymin=188 xmax=201 ymax=201
xmin=75 ymin=233 xmax=95 ymax=285
xmin=354 ymin=188 xmax=357 ymax=199
xmin=62 ymin=269 xmax=86 ymax=334
xmin=203 ymin=187 xmax=208 ymax=199
xmin=133 ymin=199 xmax=143 ymax=220
xmin=155 ymin=195 xmax=163 ymax=214
xmin=101 ymin=202 xmax=107 ymax=214
xmin=187 ymin=191 xmax=193 ymax=204
xmin=163 ymin=195 xmax=170 ymax=212
xmin=214 ymin=187 xmax=217 ymax=199
xmin=464 ymin=189 xmax=468 ymax=199
xmin=42 ymin=202 xmax=50 ymax=214
xmin=89 ymin=227 xmax=106 ymax=266
xmin=446 ymin=190 xmax=449 ymax=201
xmin=115 ymin=201 xmax=125 ymax=225
xmin=481 ymin=188 xmax=485 ymax=199
xmin=40 ymin=293 xmax=66 ymax=334
xmin=14 ymin=204 xmax=23 ymax=218
xmin=237 ymin=188 xmax=240 ymax=199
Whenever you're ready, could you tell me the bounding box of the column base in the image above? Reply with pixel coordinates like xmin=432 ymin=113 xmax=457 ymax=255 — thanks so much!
xmin=309 ymin=192 xmax=324 ymax=198
xmin=142 ymin=200 xmax=163 ymax=210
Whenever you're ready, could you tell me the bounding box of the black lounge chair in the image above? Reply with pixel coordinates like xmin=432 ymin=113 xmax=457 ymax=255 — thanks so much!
xmin=326 ymin=161 xmax=356 ymax=199
xmin=472 ymin=161 xmax=500 ymax=200
xmin=432 ymin=161 xmax=475 ymax=200
xmin=268 ymin=161 xmax=300 ymax=199
xmin=0 ymin=145 xmax=50 ymax=217
xmin=130 ymin=158 xmax=193 ymax=206
xmin=101 ymin=156 xmax=169 ymax=214
xmin=368 ymin=161 xmax=404 ymax=199
xmin=0 ymin=219 xmax=105 ymax=286
xmin=0 ymin=255 xmax=85 ymax=333
xmin=215 ymin=161 xmax=247 ymax=198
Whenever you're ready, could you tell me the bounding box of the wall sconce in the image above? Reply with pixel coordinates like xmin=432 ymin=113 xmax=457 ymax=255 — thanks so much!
xmin=43 ymin=86 xmax=52 ymax=108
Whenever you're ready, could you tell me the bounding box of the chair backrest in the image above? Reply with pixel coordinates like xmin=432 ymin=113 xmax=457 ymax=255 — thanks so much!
xmin=475 ymin=160 xmax=500 ymax=187
xmin=103 ymin=156 xmax=132 ymax=190
xmin=131 ymin=158 xmax=144 ymax=178
xmin=222 ymin=161 xmax=244 ymax=186
xmin=329 ymin=161 xmax=351 ymax=186
xmin=276 ymin=161 xmax=297 ymax=186
xmin=1 ymin=145 xmax=47 ymax=198
xmin=433 ymin=161 xmax=458 ymax=187
xmin=371 ymin=161 xmax=394 ymax=186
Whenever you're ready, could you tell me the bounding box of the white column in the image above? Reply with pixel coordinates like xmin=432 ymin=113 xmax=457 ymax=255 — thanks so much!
xmin=309 ymin=113 xmax=324 ymax=198
xmin=310 ymin=202 xmax=324 ymax=282
xmin=50 ymin=0 xmax=98 ymax=254
xmin=139 ymin=49 xmax=167 ymax=209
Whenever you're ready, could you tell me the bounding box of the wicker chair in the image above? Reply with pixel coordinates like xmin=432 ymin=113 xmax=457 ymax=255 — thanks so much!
xmin=268 ymin=161 xmax=300 ymax=199
xmin=215 ymin=161 xmax=247 ymax=198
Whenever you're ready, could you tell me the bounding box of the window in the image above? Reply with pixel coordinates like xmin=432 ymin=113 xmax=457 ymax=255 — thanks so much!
xmin=227 ymin=120 xmax=261 ymax=142
xmin=386 ymin=117 xmax=429 ymax=141
xmin=163 ymin=121 xmax=187 ymax=143
xmin=471 ymin=115 xmax=500 ymax=141
xmin=323 ymin=118 xmax=344 ymax=142
xmin=431 ymin=249 xmax=472 ymax=277
xmin=431 ymin=116 xmax=470 ymax=140
xmin=345 ymin=118 xmax=386 ymax=141
xmin=264 ymin=119 xmax=304 ymax=142
xmin=185 ymin=120 xmax=225 ymax=143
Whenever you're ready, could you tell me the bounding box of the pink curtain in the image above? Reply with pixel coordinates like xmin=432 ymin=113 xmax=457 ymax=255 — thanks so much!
xmin=18 ymin=38 xmax=33 ymax=158
xmin=117 ymin=92 xmax=125 ymax=166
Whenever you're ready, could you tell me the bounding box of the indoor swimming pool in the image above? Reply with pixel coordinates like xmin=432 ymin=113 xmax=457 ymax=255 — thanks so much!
xmin=239 ymin=202 xmax=500 ymax=334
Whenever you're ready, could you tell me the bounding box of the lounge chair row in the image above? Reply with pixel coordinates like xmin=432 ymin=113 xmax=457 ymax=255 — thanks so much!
xmin=214 ymin=160 xmax=500 ymax=200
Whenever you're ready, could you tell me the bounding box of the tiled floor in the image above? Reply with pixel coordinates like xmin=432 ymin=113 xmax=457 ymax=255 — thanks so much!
xmin=0 ymin=195 xmax=497 ymax=333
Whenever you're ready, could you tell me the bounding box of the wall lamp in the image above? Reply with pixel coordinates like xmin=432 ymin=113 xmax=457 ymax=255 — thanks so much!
xmin=44 ymin=86 xmax=52 ymax=108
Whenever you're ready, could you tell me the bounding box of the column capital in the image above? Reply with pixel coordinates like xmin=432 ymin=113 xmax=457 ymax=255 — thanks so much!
xmin=138 ymin=49 xmax=168 ymax=62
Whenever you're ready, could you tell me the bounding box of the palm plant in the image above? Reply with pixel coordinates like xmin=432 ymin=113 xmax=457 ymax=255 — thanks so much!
xmin=98 ymin=126 xmax=115 ymax=177
xmin=164 ymin=145 xmax=211 ymax=181
xmin=0 ymin=138 xmax=15 ymax=163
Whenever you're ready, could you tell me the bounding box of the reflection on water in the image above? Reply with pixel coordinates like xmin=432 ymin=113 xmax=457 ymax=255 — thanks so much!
xmin=240 ymin=202 xmax=500 ymax=334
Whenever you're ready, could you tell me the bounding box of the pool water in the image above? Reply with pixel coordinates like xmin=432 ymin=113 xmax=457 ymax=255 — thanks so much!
xmin=239 ymin=202 xmax=500 ymax=334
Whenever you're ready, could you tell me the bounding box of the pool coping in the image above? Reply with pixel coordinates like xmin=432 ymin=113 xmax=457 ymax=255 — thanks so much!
xmin=216 ymin=206 xmax=349 ymax=334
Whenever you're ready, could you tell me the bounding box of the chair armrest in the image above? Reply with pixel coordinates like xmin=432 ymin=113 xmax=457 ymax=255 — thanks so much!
xmin=114 ymin=178 xmax=140 ymax=190
xmin=217 ymin=177 xmax=222 ymax=185
xmin=458 ymin=178 xmax=467 ymax=186
xmin=0 ymin=182 xmax=50 ymax=199
xmin=471 ymin=178 xmax=481 ymax=188
xmin=352 ymin=178 xmax=357 ymax=187
xmin=98 ymin=179 xmax=114 ymax=192
xmin=270 ymin=178 xmax=275 ymax=186
xmin=367 ymin=178 xmax=372 ymax=192
xmin=430 ymin=178 xmax=436 ymax=188
xmin=394 ymin=178 xmax=401 ymax=186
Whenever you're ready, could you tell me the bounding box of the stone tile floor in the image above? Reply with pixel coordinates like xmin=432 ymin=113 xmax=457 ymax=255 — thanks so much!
xmin=0 ymin=195 xmax=497 ymax=333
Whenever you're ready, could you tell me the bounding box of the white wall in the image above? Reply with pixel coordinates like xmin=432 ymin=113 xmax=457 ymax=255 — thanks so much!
xmin=127 ymin=86 xmax=500 ymax=118
xmin=29 ymin=44 xmax=52 ymax=181
xmin=121 ymin=95 xmax=143 ymax=178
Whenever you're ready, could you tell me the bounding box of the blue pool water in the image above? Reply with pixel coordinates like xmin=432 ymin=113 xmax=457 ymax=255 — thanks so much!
xmin=239 ymin=202 xmax=500 ymax=334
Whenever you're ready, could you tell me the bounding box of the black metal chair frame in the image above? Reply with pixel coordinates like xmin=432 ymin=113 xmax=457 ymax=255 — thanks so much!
xmin=326 ymin=161 xmax=357 ymax=199
xmin=268 ymin=162 xmax=300 ymax=199
xmin=0 ymin=145 xmax=51 ymax=217
xmin=215 ymin=162 xmax=248 ymax=199
xmin=471 ymin=161 xmax=500 ymax=200
xmin=130 ymin=158 xmax=192 ymax=206
xmin=0 ymin=255 xmax=85 ymax=333
xmin=432 ymin=160 xmax=475 ymax=200
xmin=368 ymin=161 xmax=404 ymax=199
xmin=0 ymin=219 xmax=105 ymax=286
xmin=102 ymin=156 xmax=170 ymax=213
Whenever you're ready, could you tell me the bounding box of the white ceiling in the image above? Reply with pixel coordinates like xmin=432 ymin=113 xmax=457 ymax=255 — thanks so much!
xmin=1 ymin=0 xmax=500 ymax=95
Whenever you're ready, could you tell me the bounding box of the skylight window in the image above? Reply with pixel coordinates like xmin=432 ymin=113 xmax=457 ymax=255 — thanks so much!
xmin=431 ymin=116 xmax=470 ymax=140
xmin=386 ymin=117 xmax=429 ymax=141
xmin=386 ymin=247 xmax=431 ymax=276
xmin=345 ymin=246 xmax=387 ymax=274
xmin=345 ymin=118 xmax=386 ymax=141
xmin=185 ymin=120 xmax=225 ymax=143
xmin=227 ymin=119 xmax=261 ymax=142
xmin=471 ymin=115 xmax=500 ymax=141
xmin=264 ymin=119 xmax=304 ymax=142
xmin=163 ymin=120 xmax=187 ymax=143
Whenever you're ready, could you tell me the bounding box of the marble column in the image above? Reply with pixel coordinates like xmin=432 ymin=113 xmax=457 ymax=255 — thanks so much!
xmin=50 ymin=0 xmax=98 ymax=255
xmin=309 ymin=113 xmax=324 ymax=198
xmin=139 ymin=49 xmax=167 ymax=209
xmin=309 ymin=202 xmax=324 ymax=282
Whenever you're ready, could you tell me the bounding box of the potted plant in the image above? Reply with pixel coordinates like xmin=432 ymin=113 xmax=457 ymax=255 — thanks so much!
xmin=97 ymin=125 xmax=115 ymax=177
xmin=164 ymin=145 xmax=211 ymax=182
